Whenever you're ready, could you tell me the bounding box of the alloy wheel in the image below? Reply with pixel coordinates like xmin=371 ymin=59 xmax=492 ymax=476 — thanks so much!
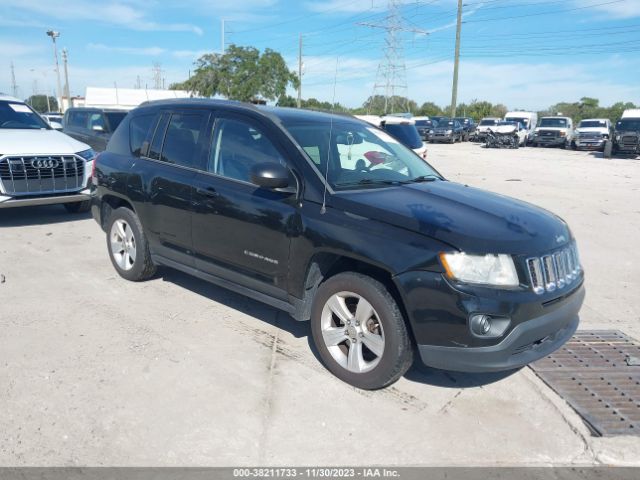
xmin=110 ymin=219 xmax=137 ymax=271
xmin=320 ymin=291 xmax=385 ymax=373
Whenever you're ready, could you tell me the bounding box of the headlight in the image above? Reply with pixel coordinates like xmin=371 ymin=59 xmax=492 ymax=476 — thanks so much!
xmin=439 ymin=252 xmax=519 ymax=287
xmin=446 ymin=130 xmax=453 ymax=134
xmin=615 ymin=135 xmax=621 ymax=141
xmin=76 ymin=148 xmax=96 ymax=161
xmin=559 ymin=131 xmax=566 ymax=136
xmin=429 ymin=129 xmax=434 ymax=134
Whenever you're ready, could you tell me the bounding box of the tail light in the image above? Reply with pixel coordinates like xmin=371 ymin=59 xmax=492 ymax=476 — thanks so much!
xmin=91 ymin=153 xmax=100 ymax=186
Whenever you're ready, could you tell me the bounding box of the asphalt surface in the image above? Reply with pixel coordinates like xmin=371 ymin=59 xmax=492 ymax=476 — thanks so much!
xmin=0 ymin=142 xmax=638 ymax=466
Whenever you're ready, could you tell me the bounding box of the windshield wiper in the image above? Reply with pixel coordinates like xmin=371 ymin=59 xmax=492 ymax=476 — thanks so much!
xmin=405 ymin=175 xmax=439 ymax=183
xmin=336 ymin=179 xmax=405 ymax=188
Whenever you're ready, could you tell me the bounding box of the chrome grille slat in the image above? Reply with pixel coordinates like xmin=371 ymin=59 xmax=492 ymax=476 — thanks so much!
xmin=527 ymin=242 xmax=581 ymax=295
xmin=0 ymin=155 xmax=85 ymax=196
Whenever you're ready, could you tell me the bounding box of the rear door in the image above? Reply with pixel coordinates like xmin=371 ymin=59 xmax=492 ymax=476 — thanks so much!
xmin=191 ymin=112 xmax=298 ymax=298
xmin=130 ymin=109 xmax=210 ymax=266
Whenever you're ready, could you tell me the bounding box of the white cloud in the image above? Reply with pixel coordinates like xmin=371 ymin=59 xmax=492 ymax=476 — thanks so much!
xmin=1 ymin=0 xmax=203 ymax=34
xmin=579 ymin=0 xmax=640 ymax=18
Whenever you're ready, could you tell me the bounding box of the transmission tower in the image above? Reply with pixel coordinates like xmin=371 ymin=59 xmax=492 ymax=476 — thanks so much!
xmin=359 ymin=0 xmax=427 ymax=114
xmin=10 ymin=61 xmax=19 ymax=98
xmin=152 ymin=62 xmax=163 ymax=89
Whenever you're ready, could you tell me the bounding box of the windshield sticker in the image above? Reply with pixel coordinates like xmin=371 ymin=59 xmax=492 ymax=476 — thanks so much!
xmin=9 ymin=103 xmax=32 ymax=113
xmin=366 ymin=127 xmax=399 ymax=144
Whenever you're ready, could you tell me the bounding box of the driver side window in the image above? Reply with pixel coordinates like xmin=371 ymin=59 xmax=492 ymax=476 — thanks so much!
xmin=209 ymin=118 xmax=286 ymax=184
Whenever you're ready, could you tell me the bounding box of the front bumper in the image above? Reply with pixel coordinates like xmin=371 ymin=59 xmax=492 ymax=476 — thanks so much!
xmin=431 ymin=134 xmax=455 ymax=142
xmin=418 ymin=286 xmax=583 ymax=372
xmin=576 ymin=139 xmax=605 ymax=150
xmin=0 ymin=189 xmax=91 ymax=208
xmin=394 ymin=269 xmax=585 ymax=373
xmin=535 ymin=136 xmax=566 ymax=146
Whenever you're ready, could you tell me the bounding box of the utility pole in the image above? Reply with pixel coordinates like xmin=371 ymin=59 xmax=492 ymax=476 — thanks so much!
xmin=152 ymin=62 xmax=163 ymax=89
xmin=359 ymin=0 xmax=427 ymax=114
xmin=450 ymin=0 xmax=463 ymax=118
xmin=46 ymin=30 xmax=63 ymax=113
xmin=221 ymin=19 xmax=226 ymax=54
xmin=62 ymin=48 xmax=71 ymax=111
xmin=10 ymin=61 xmax=18 ymax=98
xmin=297 ymin=33 xmax=303 ymax=108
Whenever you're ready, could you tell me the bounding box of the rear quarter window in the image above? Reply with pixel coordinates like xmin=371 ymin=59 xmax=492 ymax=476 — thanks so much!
xmin=129 ymin=114 xmax=156 ymax=157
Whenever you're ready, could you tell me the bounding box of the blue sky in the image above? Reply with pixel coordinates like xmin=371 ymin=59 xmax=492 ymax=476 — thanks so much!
xmin=1 ymin=0 xmax=639 ymax=110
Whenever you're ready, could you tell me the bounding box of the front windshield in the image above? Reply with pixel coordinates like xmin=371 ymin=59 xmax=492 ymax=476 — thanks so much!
xmin=540 ymin=118 xmax=568 ymax=128
xmin=382 ymin=123 xmax=423 ymax=149
xmin=579 ymin=120 xmax=607 ymax=128
xmin=616 ymin=119 xmax=640 ymax=131
xmin=0 ymin=101 xmax=49 ymax=129
xmin=498 ymin=121 xmax=517 ymax=126
xmin=284 ymin=120 xmax=442 ymax=191
xmin=480 ymin=119 xmax=498 ymax=126
xmin=506 ymin=117 xmax=529 ymax=127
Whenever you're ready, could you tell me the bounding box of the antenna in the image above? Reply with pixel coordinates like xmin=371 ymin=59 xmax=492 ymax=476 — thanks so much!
xmin=320 ymin=57 xmax=339 ymax=215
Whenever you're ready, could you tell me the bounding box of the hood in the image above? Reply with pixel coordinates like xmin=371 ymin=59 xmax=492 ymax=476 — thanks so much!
xmin=576 ymin=127 xmax=607 ymax=134
xmin=0 ymin=129 xmax=90 ymax=155
xmin=331 ymin=181 xmax=571 ymax=255
xmin=492 ymin=125 xmax=517 ymax=134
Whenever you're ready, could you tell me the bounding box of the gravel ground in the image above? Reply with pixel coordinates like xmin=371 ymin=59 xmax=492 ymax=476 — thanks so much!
xmin=0 ymin=142 xmax=638 ymax=466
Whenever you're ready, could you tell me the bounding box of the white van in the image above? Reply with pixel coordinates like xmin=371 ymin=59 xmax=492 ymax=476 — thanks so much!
xmin=504 ymin=111 xmax=538 ymax=144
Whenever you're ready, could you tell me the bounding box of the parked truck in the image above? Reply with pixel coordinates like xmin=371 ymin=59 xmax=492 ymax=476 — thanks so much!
xmin=612 ymin=109 xmax=640 ymax=156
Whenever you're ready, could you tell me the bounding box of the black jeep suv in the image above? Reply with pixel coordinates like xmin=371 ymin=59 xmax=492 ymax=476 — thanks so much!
xmin=91 ymin=99 xmax=584 ymax=389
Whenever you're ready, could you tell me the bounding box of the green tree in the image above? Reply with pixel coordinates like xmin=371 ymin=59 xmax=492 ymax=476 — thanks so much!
xmin=25 ymin=95 xmax=58 ymax=113
xmin=362 ymin=95 xmax=417 ymax=115
xmin=171 ymin=44 xmax=298 ymax=103
xmin=417 ymin=101 xmax=443 ymax=117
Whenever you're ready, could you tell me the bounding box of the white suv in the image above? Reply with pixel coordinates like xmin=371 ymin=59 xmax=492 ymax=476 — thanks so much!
xmin=0 ymin=95 xmax=95 ymax=212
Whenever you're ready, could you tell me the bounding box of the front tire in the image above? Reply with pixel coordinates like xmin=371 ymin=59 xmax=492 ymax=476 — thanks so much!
xmin=310 ymin=272 xmax=414 ymax=390
xmin=106 ymin=207 xmax=156 ymax=281
xmin=64 ymin=200 xmax=91 ymax=213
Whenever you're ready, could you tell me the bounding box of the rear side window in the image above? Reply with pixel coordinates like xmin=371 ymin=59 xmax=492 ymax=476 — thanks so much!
xmin=161 ymin=113 xmax=207 ymax=168
xmin=89 ymin=113 xmax=106 ymax=130
xmin=129 ymin=114 xmax=156 ymax=157
xmin=68 ymin=111 xmax=90 ymax=128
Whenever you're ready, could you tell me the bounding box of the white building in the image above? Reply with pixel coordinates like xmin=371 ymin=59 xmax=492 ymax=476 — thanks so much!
xmin=82 ymin=87 xmax=194 ymax=110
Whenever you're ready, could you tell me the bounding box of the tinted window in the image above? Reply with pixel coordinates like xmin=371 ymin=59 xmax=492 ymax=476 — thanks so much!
xmin=129 ymin=114 xmax=156 ymax=157
xmin=148 ymin=113 xmax=170 ymax=160
xmin=161 ymin=113 xmax=207 ymax=167
xmin=210 ymin=118 xmax=285 ymax=183
xmin=540 ymin=118 xmax=568 ymax=128
xmin=383 ymin=124 xmax=423 ymax=149
xmin=69 ymin=110 xmax=90 ymax=128
xmin=106 ymin=112 xmax=127 ymax=132
xmin=89 ymin=113 xmax=106 ymax=130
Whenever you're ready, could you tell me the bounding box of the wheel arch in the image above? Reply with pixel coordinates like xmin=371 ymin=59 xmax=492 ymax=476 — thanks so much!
xmin=297 ymin=252 xmax=415 ymax=345
xmin=100 ymin=194 xmax=136 ymax=230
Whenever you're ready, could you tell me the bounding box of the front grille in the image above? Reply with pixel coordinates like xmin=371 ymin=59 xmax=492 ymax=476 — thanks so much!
xmin=0 ymin=155 xmax=85 ymax=196
xmin=621 ymin=135 xmax=639 ymax=146
xmin=526 ymin=243 xmax=581 ymax=295
xmin=577 ymin=133 xmax=602 ymax=140
xmin=538 ymin=130 xmax=559 ymax=138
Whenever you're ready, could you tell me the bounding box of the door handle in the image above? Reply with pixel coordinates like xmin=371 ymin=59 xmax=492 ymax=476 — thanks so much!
xmin=196 ymin=187 xmax=219 ymax=198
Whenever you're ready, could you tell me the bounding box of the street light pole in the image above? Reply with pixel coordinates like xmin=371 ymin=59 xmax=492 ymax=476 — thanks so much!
xmin=62 ymin=48 xmax=71 ymax=110
xmin=46 ymin=30 xmax=63 ymax=113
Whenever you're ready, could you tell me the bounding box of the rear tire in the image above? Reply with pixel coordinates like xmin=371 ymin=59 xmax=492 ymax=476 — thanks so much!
xmin=310 ymin=272 xmax=414 ymax=390
xmin=106 ymin=207 xmax=156 ymax=282
xmin=64 ymin=200 xmax=91 ymax=213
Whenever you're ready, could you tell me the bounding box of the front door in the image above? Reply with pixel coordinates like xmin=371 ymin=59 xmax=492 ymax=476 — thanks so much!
xmin=191 ymin=113 xmax=298 ymax=298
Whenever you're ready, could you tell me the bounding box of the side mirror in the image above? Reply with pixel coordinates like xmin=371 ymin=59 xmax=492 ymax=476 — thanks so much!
xmin=92 ymin=125 xmax=105 ymax=132
xmin=250 ymin=162 xmax=290 ymax=189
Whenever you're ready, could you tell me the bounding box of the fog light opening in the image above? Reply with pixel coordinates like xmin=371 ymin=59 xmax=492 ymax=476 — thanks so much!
xmin=471 ymin=314 xmax=492 ymax=336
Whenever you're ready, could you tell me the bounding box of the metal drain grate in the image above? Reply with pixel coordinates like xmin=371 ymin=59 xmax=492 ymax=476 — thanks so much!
xmin=530 ymin=330 xmax=640 ymax=436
